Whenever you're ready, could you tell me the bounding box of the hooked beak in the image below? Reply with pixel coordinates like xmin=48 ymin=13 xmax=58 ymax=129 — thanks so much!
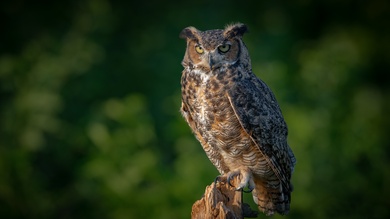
xmin=207 ymin=54 xmax=216 ymax=70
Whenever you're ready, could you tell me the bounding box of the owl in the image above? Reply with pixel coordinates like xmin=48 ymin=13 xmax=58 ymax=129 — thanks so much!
xmin=179 ymin=23 xmax=296 ymax=216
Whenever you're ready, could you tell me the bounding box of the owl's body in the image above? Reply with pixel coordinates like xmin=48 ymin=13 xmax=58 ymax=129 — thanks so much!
xmin=180 ymin=23 xmax=296 ymax=216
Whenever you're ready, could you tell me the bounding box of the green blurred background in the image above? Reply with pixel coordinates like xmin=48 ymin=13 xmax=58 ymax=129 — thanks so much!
xmin=1 ymin=0 xmax=389 ymax=218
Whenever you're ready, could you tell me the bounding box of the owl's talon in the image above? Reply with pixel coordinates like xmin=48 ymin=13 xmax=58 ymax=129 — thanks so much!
xmin=243 ymin=180 xmax=255 ymax=193
xmin=225 ymin=168 xmax=255 ymax=193
xmin=227 ymin=173 xmax=237 ymax=188
xmin=214 ymin=175 xmax=226 ymax=184
xmin=226 ymin=171 xmax=242 ymax=189
xmin=214 ymin=176 xmax=220 ymax=184
xmin=228 ymin=178 xmax=235 ymax=188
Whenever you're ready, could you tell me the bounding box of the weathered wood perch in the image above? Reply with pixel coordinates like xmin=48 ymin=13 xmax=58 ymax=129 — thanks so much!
xmin=191 ymin=176 xmax=258 ymax=219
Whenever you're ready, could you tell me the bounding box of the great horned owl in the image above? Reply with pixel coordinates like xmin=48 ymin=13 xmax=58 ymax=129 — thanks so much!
xmin=179 ymin=23 xmax=296 ymax=216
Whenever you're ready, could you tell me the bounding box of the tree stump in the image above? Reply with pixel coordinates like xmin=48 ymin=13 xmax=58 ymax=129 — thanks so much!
xmin=191 ymin=176 xmax=258 ymax=219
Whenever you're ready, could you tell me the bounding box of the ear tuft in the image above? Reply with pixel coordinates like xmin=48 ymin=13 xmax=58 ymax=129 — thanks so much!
xmin=179 ymin=27 xmax=199 ymax=40
xmin=223 ymin=23 xmax=248 ymax=38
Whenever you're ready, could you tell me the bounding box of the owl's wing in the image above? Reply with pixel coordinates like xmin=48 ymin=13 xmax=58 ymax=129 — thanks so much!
xmin=226 ymin=75 xmax=296 ymax=191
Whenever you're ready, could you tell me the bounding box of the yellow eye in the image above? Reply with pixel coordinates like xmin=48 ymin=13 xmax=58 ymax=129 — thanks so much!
xmin=195 ymin=45 xmax=204 ymax=54
xmin=218 ymin=44 xmax=231 ymax=53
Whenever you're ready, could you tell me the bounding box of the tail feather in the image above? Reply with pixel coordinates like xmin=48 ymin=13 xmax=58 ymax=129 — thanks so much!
xmin=252 ymin=177 xmax=291 ymax=216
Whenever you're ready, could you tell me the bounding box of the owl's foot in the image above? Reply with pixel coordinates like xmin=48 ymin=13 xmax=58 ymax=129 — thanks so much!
xmin=226 ymin=167 xmax=255 ymax=193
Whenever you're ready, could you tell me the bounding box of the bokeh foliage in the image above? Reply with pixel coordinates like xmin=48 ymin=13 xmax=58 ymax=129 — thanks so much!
xmin=1 ymin=0 xmax=389 ymax=218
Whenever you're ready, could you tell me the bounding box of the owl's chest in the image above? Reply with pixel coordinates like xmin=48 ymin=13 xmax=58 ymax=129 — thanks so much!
xmin=181 ymin=70 xmax=246 ymax=145
xmin=182 ymin=70 xmax=228 ymax=123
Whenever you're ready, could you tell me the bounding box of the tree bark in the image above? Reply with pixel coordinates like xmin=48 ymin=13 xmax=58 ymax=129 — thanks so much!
xmin=191 ymin=176 xmax=258 ymax=219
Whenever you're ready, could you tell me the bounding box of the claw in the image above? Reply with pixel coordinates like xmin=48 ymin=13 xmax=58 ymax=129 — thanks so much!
xmin=227 ymin=174 xmax=236 ymax=188
xmin=225 ymin=168 xmax=255 ymax=193
xmin=214 ymin=175 xmax=224 ymax=184
xmin=214 ymin=175 xmax=221 ymax=184
xmin=243 ymin=178 xmax=255 ymax=193
xmin=214 ymin=175 xmax=228 ymax=186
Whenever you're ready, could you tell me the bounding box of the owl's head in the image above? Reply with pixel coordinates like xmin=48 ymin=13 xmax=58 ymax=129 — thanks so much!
xmin=180 ymin=23 xmax=250 ymax=71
